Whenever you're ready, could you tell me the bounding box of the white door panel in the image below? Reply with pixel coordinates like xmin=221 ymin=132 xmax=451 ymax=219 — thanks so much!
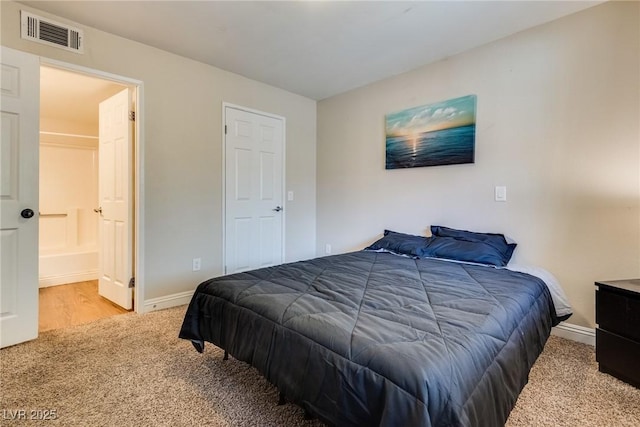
xmin=234 ymin=217 xmax=251 ymax=271
xmin=98 ymin=89 xmax=133 ymax=310
xmin=258 ymin=216 xmax=278 ymax=267
xmin=0 ymin=47 xmax=40 ymax=348
xmin=225 ymin=107 xmax=284 ymax=274
xmin=260 ymin=152 xmax=275 ymax=200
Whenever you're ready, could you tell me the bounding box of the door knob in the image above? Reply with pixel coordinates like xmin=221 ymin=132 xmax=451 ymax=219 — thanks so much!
xmin=273 ymin=206 xmax=283 ymax=212
xmin=93 ymin=207 xmax=102 ymax=214
xmin=21 ymin=208 xmax=35 ymax=219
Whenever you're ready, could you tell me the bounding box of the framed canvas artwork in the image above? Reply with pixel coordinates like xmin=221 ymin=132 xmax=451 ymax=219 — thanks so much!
xmin=385 ymin=95 xmax=476 ymax=169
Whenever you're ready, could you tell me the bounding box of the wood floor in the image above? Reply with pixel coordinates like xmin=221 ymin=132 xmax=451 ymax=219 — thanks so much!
xmin=39 ymin=280 xmax=129 ymax=332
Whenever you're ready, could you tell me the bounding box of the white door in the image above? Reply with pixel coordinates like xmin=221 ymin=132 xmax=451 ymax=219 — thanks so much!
xmin=98 ymin=88 xmax=133 ymax=310
xmin=0 ymin=47 xmax=40 ymax=348
xmin=225 ymin=106 xmax=284 ymax=274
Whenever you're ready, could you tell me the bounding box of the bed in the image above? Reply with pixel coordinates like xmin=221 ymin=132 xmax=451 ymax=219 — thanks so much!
xmin=179 ymin=227 xmax=571 ymax=426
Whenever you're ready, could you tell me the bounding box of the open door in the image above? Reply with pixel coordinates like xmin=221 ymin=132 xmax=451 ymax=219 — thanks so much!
xmin=0 ymin=47 xmax=40 ymax=348
xmin=97 ymin=88 xmax=133 ymax=310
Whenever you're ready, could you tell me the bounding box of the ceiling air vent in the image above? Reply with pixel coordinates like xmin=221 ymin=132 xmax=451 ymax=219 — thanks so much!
xmin=20 ymin=11 xmax=84 ymax=54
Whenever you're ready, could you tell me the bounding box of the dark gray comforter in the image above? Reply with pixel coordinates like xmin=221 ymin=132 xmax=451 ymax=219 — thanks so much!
xmin=179 ymin=251 xmax=558 ymax=426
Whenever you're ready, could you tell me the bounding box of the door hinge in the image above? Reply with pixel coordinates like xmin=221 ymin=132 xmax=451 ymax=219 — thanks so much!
xmin=128 ymin=277 xmax=135 ymax=288
xmin=129 ymin=111 xmax=135 ymax=122
xmin=224 ymin=124 xmax=227 ymax=135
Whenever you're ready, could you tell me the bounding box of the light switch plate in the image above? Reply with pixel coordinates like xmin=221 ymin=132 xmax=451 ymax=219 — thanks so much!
xmin=495 ymin=186 xmax=507 ymax=202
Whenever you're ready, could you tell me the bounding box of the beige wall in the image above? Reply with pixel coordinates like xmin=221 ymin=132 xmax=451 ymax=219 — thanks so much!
xmin=1 ymin=1 xmax=317 ymax=301
xmin=317 ymin=1 xmax=640 ymax=328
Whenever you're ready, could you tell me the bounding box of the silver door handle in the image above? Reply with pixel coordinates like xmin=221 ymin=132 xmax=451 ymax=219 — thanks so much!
xmin=272 ymin=206 xmax=283 ymax=212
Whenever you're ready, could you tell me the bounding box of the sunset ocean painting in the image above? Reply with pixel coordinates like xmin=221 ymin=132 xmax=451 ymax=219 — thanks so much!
xmin=385 ymin=95 xmax=476 ymax=169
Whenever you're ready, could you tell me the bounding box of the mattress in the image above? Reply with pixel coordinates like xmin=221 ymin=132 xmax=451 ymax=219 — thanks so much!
xmin=179 ymin=251 xmax=559 ymax=426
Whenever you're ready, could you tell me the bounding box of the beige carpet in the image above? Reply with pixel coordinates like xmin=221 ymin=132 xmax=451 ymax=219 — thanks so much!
xmin=1 ymin=306 xmax=638 ymax=426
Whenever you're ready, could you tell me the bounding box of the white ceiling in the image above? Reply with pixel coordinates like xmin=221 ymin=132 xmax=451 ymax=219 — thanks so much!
xmin=24 ymin=1 xmax=603 ymax=100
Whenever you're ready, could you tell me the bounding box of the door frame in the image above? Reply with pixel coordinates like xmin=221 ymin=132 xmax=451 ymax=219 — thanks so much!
xmin=40 ymin=57 xmax=145 ymax=313
xmin=221 ymin=102 xmax=286 ymax=275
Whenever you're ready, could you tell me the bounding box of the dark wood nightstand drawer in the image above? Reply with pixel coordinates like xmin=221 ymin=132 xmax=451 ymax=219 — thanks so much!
xmin=628 ymin=296 xmax=640 ymax=339
xmin=596 ymin=328 xmax=640 ymax=388
xmin=595 ymin=280 xmax=640 ymax=388
xmin=596 ymin=287 xmax=640 ymax=342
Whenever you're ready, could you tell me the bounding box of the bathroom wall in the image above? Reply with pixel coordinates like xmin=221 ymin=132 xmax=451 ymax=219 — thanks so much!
xmin=39 ymin=131 xmax=99 ymax=287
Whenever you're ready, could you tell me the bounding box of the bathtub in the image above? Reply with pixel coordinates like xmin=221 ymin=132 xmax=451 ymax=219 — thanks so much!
xmin=39 ymin=248 xmax=99 ymax=288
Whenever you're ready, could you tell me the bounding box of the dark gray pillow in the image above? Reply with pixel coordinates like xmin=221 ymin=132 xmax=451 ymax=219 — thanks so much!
xmin=422 ymin=236 xmax=513 ymax=267
xmin=430 ymin=225 xmax=516 ymax=264
xmin=365 ymin=230 xmax=431 ymax=258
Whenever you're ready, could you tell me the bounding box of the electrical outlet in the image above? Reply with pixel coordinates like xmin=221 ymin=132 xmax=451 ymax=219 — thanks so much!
xmin=325 ymin=244 xmax=332 ymax=255
xmin=192 ymin=258 xmax=201 ymax=271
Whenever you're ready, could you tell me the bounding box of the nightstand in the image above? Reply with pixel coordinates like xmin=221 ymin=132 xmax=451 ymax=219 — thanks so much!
xmin=595 ymin=279 xmax=640 ymax=388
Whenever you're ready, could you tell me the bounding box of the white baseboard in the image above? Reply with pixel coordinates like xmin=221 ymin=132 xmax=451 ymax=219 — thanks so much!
xmin=39 ymin=270 xmax=99 ymax=288
xmin=142 ymin=290 xmax=194 ymax=313
xmin=552 ymin=322 xmax=595 ymax=346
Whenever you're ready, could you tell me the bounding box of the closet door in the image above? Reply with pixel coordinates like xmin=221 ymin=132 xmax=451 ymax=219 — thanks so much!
xmin=224 ymin=106 xmax=284 ymax=274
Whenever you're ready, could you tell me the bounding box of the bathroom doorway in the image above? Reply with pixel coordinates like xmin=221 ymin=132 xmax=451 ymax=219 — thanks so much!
xmin=38 ymin=66 xmax=134 ymax=332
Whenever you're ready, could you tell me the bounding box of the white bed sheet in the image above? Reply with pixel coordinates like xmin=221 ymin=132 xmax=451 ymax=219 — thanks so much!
xmin=506 ymin=263 xmax=573 ymax=318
